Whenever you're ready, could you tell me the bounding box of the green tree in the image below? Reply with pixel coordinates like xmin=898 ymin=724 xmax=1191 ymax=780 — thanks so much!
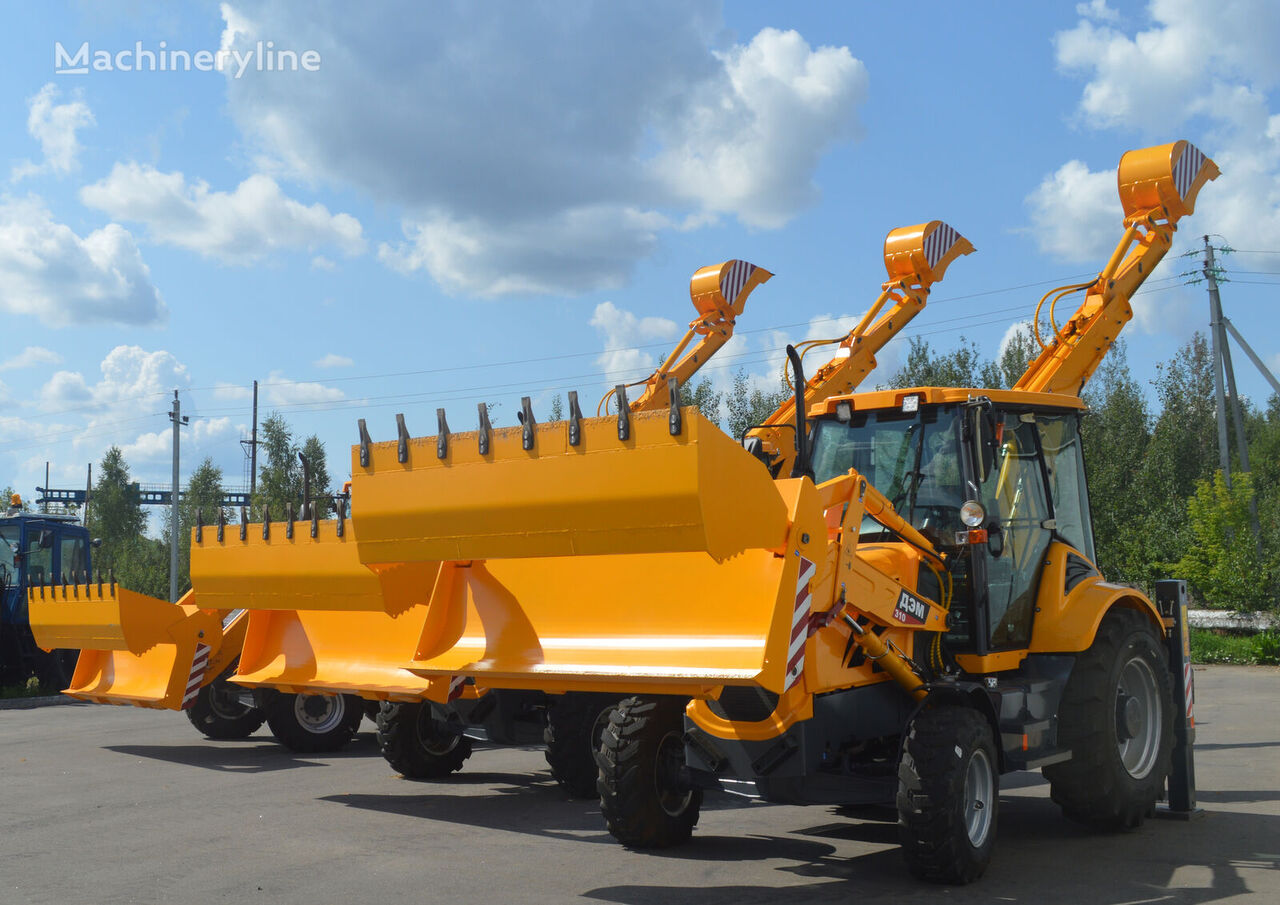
xmin=1079 ymin=343 xmax=1152 ymax=584
xmin=252 ymin=413 xmax=333 ymax=518
xmin=998 ymin=323 xmax=1039 ymax=389
xmin=680 ymin=376 xmax=722 ymax=426
xmin=548 ymin=394 xmax=564 ymax=421
xmin=115 ymin=536 xmax=169 ymax=599
xmin=163 ymin=457 xmax=227 ymax=596
xmin=86 ymin=447 xmax=146 ymax=574
xmin=886 ymin=336 xmax=1002 ymax=389
xmin=1175 ymin=471 xmax=1273 ymax=610
xmin=725 ymin=369 xmax=789 ymax=441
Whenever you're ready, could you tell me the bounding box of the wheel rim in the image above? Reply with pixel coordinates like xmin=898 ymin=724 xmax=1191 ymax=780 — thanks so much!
xmin=963 ymin=747 xmax=995 ymax=847
xmin=1115 ymin=654 xmax=1162 ymax=779
xmin=654 ymin=730 xmax=693 ymax=817
xmin=415 ymin=705 xmax=460 ymax=756
xmin=293 ymin=694 xmax=345 ymax=734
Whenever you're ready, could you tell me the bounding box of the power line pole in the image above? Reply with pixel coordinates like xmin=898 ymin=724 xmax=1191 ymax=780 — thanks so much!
xmin=1201 ymin=237 xmax=1262 ymax=556
xmin=250 ymin=379 xmax=259 ymax=497
xmin=1203 ymin=238 xmax=1232 ymax=485
xmin=168 ymin=390 xmax=189 ymax=603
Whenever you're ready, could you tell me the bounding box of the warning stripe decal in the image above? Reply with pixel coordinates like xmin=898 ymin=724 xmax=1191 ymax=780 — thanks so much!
xmin=1184 ymin=660 xmax=1195 ymax=722
xmin=1173 ymin=142 xmax=1207 ymax=200
xmin=923 ymin=222 xmax=960 ymax=269
xmin=182 ymin=643 xmax=211 ymax=710
xmin=784 ymin=557 xmax=816 ymax=692
xmin=719 ymin=260 xmax=756 ymax=307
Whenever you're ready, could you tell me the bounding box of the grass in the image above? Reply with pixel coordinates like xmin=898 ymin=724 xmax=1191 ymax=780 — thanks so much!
xmin=1190 ymin=628 xmax=1280 ymax=666
xmin=0 ymin=677 xmax=50 ymax=699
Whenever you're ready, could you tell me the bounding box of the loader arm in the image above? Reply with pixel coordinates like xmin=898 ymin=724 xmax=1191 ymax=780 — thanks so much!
xmin=749 ymin=222 xmax=973 ymax=474
xmin=606 ymin=260 xmax=772 ymax=415
xmin=1015 ymin=141 xmax=1219 ymax=396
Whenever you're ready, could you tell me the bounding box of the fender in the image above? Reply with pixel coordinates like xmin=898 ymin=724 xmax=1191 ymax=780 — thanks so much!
xmin=1029 ymin=542 xmax=1162 ymax=654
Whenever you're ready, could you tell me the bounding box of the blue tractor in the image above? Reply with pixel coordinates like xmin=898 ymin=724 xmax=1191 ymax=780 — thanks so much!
xmin=0 ymin=495 xmax=91 ymax=688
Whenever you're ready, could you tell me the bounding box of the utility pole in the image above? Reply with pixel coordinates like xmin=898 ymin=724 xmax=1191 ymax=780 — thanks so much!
xmin=249 ymin=379 xmax=259 ymax=497
xmin=168 ymin=390 xmax=189 ymax=603
xmin=1201 ymin=237 xmax=1262 ymax=555
xmin=84 ymin=463 xmax=92 ymax=528
xmin=1203 ymin=238 xmax=1232 ymax=485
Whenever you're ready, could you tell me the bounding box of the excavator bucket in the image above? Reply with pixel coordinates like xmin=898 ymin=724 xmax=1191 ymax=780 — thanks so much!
xmin=351 ymin=408 xmax=791 ymax=566
xmin=884 ymin=220 xmax=974 ymax=286
xmin=190 ymin=518 xmax=436 ymax=616
xmin=191 ymin=520 xmax=441 ymax=699
xmin=1118 ymin=140 xmax=1219 ymax=222
xmin=28 ymin=583 xmax=235 ymax=708
xmin=339 ymin=407 xmax=832 ymax=697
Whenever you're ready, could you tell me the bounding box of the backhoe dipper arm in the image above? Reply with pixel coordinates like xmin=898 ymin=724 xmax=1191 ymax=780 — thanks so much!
xmin=749 ymin=221 xmax=974 ymax=470
xmin=602 ymin=260 xmax=773 ymax=415
xmin=1015 ymin=141 xmax=1219 ymax=396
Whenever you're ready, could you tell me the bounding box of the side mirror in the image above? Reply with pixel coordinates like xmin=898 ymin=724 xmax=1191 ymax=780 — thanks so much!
xmin=91 ymin=538 xmax=103 ymax=548
xmin=38 ymin=530 xmax=54 ymax=549
xmin=987 ymin=524 xmax=1004 ymax=558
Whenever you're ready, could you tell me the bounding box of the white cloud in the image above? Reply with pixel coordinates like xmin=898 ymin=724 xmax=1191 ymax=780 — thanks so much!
xmin=219 ymin=1 xmax=867 ymax=295
xmin=1076 ymin=0 xmax=1119 ymax=21
xmin=41 ymin=346 xmax=188 ymax=410
xmin=379 ymin=207 xmax=668 ymax=296
xmin=213 ymin=382 xmax=253 ymax=401
xmin=0 ymin=197 xmax=165 ymax=327
xmin=261 ymin=370 xmax=345 ymax=406
xmin=650 ymin=28 xmax=867 ymax=229
xmin=310 ymin=255 xmax=335 ymax=271
xmin=1051 ymin=1 xmax=1280 ymax=253
xmin=0 ymin=346 xmax=62 ymax=371
xmin=313 ymin=353 xmax=352 ymax=368
xmin=11 ymin=82 xmax=95 ymax=181
xmin=80 ymin=163 xmax=366 ymax=265
xmin=589 ymin=301 xmax=679 ymax=383
xmin=1025 ymin=160 xmax=1118 ymax=261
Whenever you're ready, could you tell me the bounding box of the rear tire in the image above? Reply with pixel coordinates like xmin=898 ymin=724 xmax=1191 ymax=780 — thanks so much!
xmin=376 ymin=700 xmax=472 ymax=779
xmin=598 ymin=696 xmax=701 ymax=848
xmin=266 ymin=692 xmax=363 ymax=753
xmin=897 ymin=704 xmax=999 ymax=884
xmin=186 ymin=674 xmax=266 ymax=740
xmin=544 ymin=693 xmax=618 ymax=798
xmin=1044 ymin=607 xmax=1173 ymax=829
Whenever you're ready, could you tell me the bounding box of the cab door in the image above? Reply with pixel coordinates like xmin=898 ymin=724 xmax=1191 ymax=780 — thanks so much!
xmin=975 ymin=412 xmax=1054 ymax=649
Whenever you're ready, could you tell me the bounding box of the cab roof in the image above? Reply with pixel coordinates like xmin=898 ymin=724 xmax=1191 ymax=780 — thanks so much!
xmin=813 ymin=386 xmax=1088 ymax=417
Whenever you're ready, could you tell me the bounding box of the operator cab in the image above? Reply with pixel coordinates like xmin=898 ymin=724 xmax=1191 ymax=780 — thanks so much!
xmin=808 ymin=387 xmax=1094 ymax=660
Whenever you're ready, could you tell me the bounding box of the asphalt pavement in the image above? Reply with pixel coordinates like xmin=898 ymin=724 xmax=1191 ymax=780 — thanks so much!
xmin=2 ymin=665 xmax=1277 ymax=904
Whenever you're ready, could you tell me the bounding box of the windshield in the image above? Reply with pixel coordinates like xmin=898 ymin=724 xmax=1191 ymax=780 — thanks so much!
xmin=810 ymin=404 xmax=967 ymax=544
xmin=0 ymin=525 xmax=17 ymax=575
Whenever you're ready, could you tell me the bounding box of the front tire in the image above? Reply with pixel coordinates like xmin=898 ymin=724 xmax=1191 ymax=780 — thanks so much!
xmin=544 ymin=693 xmax=618 ymax=799
xmin=266 ymin=692 xmax=364 ymax=753
xmin=897 ymin=704 xmax=999 ymax=885
xmin=376 ymin=701 xmax=472 ymax=779
xmin=1044 ymin=607 xmax=1174 ymax=829
xmin=186 ymin=674 xmax=266 ymax=740
xmin=598 ymin=696 xmax=701 ymax=848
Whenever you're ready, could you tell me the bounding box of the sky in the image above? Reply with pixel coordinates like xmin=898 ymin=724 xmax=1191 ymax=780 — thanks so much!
xmin=1 ymin=0 xmax=1278 ymax=517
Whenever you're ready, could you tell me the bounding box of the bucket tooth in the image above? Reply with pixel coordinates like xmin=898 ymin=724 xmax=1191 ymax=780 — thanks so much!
xmin=436 ymin=408 xmax=449 ymax=459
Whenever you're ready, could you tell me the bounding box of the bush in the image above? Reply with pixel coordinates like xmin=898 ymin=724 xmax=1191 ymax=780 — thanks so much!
xmin=1190 ymin=628 xmax=1280 ymax=665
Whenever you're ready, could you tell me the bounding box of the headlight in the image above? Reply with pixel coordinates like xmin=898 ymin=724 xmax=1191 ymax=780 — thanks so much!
xmin=960 ymin=500 xmax=986 ymax=527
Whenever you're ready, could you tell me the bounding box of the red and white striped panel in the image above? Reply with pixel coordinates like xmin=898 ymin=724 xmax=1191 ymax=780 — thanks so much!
xmin=1183 ymin=660 xmax=1195 ymax=723
xmin=719 ymin=260 xmax=757 ymax=307
xmin=923 ymin=221 xmax=961 ymax=269
xmin=1173 ymin=142 xmax=1208 ymax=200
xmin=784 ymin=557 xmax=816 ymax=692
xmin=447 ymin=675 xmax=467 ymax=702
xmin=182 ymin=643 xmax=211 ymax=710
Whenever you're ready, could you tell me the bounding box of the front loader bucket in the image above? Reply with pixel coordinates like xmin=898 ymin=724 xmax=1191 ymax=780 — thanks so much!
xmin=193 ymin=521 xmax=442 ymax=699
xmin=351 ymin=407 xmax=790 ymax=566
xmin=191 ymin=518 xmax=436 ymax=616
xmin=29 ymin=583 xmax=233 ymax=709
xmin=233 ymin=604 xmax=438 ymax=702
xmin=401 ymin=477 xmax=832 ymax=699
